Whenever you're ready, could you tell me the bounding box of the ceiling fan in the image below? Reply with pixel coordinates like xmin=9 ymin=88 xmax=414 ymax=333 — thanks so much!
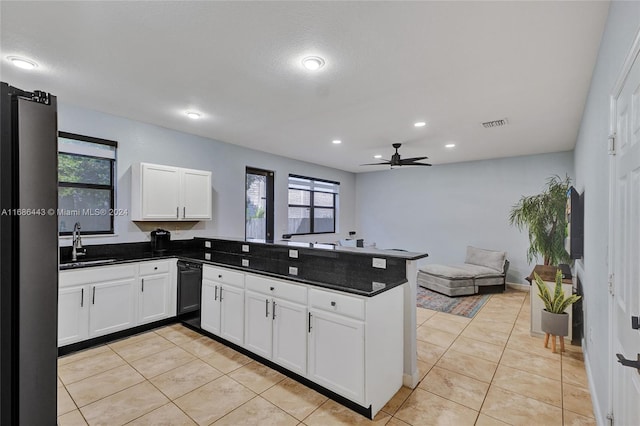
xmin=361 ymin=143 xmax=432 ymax=168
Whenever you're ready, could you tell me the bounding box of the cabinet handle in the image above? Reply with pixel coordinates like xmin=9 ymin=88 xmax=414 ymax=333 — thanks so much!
xmin=141 ymin=278 xmax=145 ymax=292
xmin=308 ymin=312 xmax=312 ymax=333
xmin=183 ymin=207 xmax=186 ymax=218
xmin=176 ymin=207 xmax=179 ymax=218
xmin=92 ymin=286 xmax=96 ymax=305
xmin=331 ymin=301 xmax=336 ymax=307
xmin=154 ymin=266 xmax=158 ymax=270
xmin=272 ymin=300 xmax=276 ymax=320
xmin=270 ymin=286 xmax=275 ymax=291
xmin=265 ymin=299 xmax=269 ymax=318
xmin=218 ymin=274 xmax=222 ymax=279
xmin=214 ymin=285 xmax=218 ymax=301
xmin=81 ymin=288 xmax=84 ymax=307
xmin=220 ymin=287 xmax=223 ymax=302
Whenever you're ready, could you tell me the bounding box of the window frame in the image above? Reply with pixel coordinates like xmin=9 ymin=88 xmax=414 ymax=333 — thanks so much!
xmin=58 ymin=131 xmax=117 ymax=236
xmin=287 ymin=174 xmax=339 ymax=235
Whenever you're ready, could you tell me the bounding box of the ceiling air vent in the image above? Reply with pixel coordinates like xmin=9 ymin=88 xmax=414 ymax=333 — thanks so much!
xmin=481 ymin=118 xmax=508 ymax=128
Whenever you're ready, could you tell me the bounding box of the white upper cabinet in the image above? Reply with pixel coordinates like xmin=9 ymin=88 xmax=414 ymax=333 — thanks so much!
xmin=131 ymin=162 xmax=212 ymax=221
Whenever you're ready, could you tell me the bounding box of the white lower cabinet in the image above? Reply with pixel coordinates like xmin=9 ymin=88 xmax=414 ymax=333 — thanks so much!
xmin=138 ymin=260 xmax=174 ymax=325
xmin=308 ymin=308 xmax=365 ymax=404
xmin=58 ymin=260 xmax=176 ymax=347
xmin=244 ymin=275 xmax=308 ymax=375
xmin=89 ymin=278 xmax=137 ymax=337
xmin=201 ymin=265 xmax=245 ymax=346
xmin=58 ymin=286 xmax=89 ymax=346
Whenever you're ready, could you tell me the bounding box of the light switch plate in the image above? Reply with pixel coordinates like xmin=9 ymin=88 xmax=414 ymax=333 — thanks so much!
xmin=289 ymin=249 xmax=298 ymax=258
xmin=204 ymin=241 xmax=211 ymax=248
xmin=242 ymin=244 xmax=249 ymax=252
xmin=242 ymin=259 xmax=249 ymax=267
xmin=288 ymin=266 xmax=298 ymax=275
xmin=372 ymin=258 xmax=386 ymax=269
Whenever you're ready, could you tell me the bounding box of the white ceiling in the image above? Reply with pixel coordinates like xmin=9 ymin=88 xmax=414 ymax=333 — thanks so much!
xmin=0 ymin=1 xmax=609 ymax=173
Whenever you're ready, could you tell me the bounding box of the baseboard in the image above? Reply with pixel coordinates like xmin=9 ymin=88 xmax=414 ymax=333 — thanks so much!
xmin=582 ymin=338 xmax=607 ymax=426
xmin=506 ymin=281 xmax=529 ymax=292
xmin=403 ymin=370 xmax=420 ymax=389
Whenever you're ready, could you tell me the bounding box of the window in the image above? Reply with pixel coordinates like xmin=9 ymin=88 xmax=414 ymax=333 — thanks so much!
xmin=58 ymin=132 xmax=117 ymax=235
xmin=288 ymin=175 xmax=339 ymax=235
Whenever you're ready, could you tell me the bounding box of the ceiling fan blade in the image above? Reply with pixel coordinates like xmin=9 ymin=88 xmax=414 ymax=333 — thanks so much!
xmin=400 ymin=156 xmax=429 ymax=162
xmin=405 ymin=162 xmax=432 ymax=166
xmin=360 ymin=161 xmax=392 ymax=166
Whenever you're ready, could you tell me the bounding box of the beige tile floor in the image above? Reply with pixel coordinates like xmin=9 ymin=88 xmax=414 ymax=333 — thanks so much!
xmin=57 ymin=288 xmax=595 ymax=425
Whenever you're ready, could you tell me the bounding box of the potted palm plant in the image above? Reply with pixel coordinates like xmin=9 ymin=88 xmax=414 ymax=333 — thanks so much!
xmin=509 ymin=175 xmax=571 ymax=266
xmin=534 ymin=269 xmax=581 ymax=352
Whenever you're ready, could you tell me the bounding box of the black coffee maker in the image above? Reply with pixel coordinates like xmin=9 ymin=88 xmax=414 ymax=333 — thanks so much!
xmin=150 ymin=229 xmax=171 ymax=253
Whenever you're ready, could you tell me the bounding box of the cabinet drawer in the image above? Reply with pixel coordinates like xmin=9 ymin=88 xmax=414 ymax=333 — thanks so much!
xmin=309 ymin=289 xmax=365 ymax=320
xmin=245 ymin=274 xmax=307 ymax=304
xmin=139 ymin=260 xmax=170 ymax=276
xmin=60 ymin=264 xmax=136 ymax=288
xmin=203 ymin=265 xmax=244 ymax=288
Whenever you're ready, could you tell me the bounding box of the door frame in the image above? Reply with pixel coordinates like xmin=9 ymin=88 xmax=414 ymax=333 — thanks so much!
xmin=245 ymin=167 xmax=274 ymax=241
xmin=607 ymin=26 xmax=640 ymax=424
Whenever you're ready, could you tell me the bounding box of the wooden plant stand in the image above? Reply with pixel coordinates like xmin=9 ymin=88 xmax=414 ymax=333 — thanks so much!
xmin=544 ymin=333 xmax=565 ymax=353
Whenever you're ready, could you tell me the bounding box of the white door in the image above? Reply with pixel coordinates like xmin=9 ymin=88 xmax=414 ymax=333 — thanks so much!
xmin=138 ymin=274 xmax=170 ymax=324
xmin=182 ymin=169 xmax=211 ymax=220
xmin=611 ymin=37 xmax=640 ymax=426
xmin=220 ymin=284 xmax=245 ymax=346
xmin=201 ymin=279 xmax=221 ymax=335
xmin=58 ymin=286 xmax=89 ymax=346
xmin=141 ymin=163 xmax=181 ymax=219
xmin=244 ymin=291 xmax=272 ymax=359
xmin=273 ymin=298 xmax=307 ymax=375
xmin=308 ymin=309 xmax=365 ymax=404
xmin=89 ymin=279 xmax=136 ymax=337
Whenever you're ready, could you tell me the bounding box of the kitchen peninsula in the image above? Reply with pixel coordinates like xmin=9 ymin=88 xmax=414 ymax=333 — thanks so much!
xmin=58 ymin=237 xmax=428 ymax=418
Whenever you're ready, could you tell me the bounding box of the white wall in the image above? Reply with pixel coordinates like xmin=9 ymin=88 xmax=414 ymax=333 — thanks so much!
xmin=573 ymin=2 xmax=640 ymax=423
xmin=58 ymin=103 xmax=357 ymax=246
xmin=355 ymin=151 xmax=574 ymax=284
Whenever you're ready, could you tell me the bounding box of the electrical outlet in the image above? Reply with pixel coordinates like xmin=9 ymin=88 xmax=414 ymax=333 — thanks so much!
xmin=242 ymin=244 xmax=249 ymax=252
xmin=289 ymin=249 xmax=298 ymax=258
xmin=289 ymin=266 xmax=298 ymax=276
xmin=242 ymin=259 xmax=249 ymax=267
xmin=372 ymin=258 xmax=386 ymax=269
xmin=204 ymin=253 xmax=211 ymax=261
xmin=204 ymin=241 xmax=211 ymax=248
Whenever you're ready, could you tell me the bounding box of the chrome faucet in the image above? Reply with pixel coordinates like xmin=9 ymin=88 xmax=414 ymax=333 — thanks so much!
xmin=71 ymin=222 xmax=86 ymax=261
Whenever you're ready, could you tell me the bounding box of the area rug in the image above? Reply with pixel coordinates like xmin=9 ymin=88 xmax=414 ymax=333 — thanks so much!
xmin=416 ymin=286 xmax=490 ymax=318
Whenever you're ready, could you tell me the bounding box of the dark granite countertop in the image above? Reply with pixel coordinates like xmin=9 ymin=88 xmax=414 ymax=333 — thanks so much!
xmin=59 ymin=241 xmax=411 ymax=297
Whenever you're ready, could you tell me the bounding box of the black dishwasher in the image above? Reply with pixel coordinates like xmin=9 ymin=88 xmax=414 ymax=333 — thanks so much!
xmin=177 ymin=260 xmax=202 ymax=328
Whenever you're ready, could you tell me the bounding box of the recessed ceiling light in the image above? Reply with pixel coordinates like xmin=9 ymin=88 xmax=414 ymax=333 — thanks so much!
xmin=414 ymin=121 xmax=426 ymax=127
xmin=332 ymin=139 xmax=342 ymax=144
xmin=8 ymin=56 xmax=38 ymax=70
xmin=374 ymin=154 xmax=382 ymax=159
xmin=302 ymin=56 xmax=325 ymax=71
xmin=445 ymin=143 xmax=456 ymax=148
xmin=185 ymin=111 xmax=201 ymax=119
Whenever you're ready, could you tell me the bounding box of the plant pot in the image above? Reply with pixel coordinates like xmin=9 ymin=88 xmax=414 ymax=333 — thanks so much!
xmin=541 ymin=309 xmax=569 ymax=336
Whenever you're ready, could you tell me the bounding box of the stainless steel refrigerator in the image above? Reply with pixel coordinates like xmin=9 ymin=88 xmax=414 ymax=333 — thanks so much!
xmin=0 ymin=82 xmax=59 ymax=424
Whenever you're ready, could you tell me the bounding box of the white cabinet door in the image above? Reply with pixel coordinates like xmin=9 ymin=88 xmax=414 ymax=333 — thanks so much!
xmin=244 ymin=290 xmax=272 ymax=359
xmin=201 ymin=279 xmax=221 ymax=335
xmin=308 ymin=309 xmax=365 ymax=404
xmin=273 ymin=298 xmax=307 ymax=376
xmin=141 ymin=163 xmax=181 ymax=220
xmin=182 ymin=169 xmax=211 ymax=220
xmin=138 ymin=274 xmax=170 ymax=325
xmin=58 ymin=286 xmax=89 ymax=346
xmin=220 ymin=284 xmax=244 ymax=346
xmin=89 ymin=278 xmax=137 ymax=338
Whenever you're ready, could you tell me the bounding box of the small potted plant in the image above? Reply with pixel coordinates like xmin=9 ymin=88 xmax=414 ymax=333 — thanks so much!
xmin=534 ymin=269 xmax=581 ymax=352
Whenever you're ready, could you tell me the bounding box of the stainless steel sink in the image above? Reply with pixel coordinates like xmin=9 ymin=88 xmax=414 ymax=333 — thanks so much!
xmin=60 ymin=258 xmax=119 ymax=269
